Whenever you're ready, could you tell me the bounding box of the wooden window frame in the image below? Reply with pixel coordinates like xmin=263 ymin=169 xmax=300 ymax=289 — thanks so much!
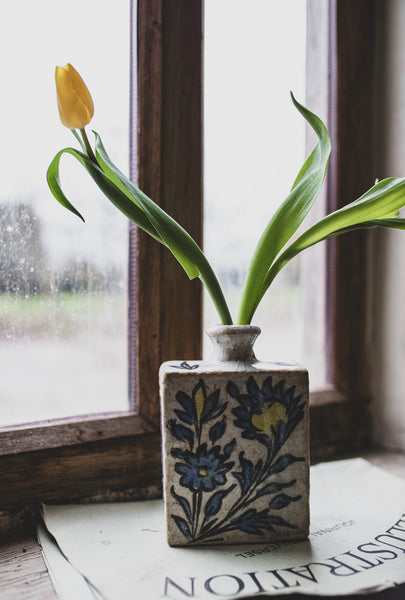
xmin=309 ymin=0 xmax=376 ymax=459
xmin=0 ymin=0 xmax=375 ymax=517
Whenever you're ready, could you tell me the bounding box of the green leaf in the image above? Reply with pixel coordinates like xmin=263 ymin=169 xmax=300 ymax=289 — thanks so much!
xmin=47 ymin=150 xmax=85 ymax=222
xmin=48 ymin=138 xmax=233 ymax=325
xmin=47 ymin=147 xmax=163 ymax=243
xmin=71 ymin=129 xmax=86 ymax=152
xmin=94 ymin=133 xmax=199 ymax=280
xmin=237 ymin=93 xmax=331 ymax=324
xmin=365 ymin=217 xmax=405 ymax=230
xmin=262 ymin=179 xmax=405 ymax=294
xmin=94 ymin=133 xmax=232 ymax=323
xmin=94 ymin=133 xmax=141 ymax=201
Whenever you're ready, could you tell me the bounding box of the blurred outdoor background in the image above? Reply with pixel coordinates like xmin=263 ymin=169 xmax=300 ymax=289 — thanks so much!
xmin=0 ymin=1 xmax=130 ymax=424
xmin=0 ymin=0 xmax=326 ymax=426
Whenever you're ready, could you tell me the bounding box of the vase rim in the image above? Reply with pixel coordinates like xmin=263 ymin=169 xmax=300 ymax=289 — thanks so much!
xmin=206 ymin=324 xmax=261 ymax=337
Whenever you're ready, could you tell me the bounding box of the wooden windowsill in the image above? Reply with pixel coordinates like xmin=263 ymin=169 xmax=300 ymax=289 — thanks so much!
xmin=1 ymin=448 xmax=404 ymax=600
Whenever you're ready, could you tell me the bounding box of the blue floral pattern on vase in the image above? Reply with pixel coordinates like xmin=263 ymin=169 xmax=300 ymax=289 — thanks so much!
xmin=175 ymin=444 xmax=234 ymax=492
xmin=167 ymin=375 xmax=305 ymax=544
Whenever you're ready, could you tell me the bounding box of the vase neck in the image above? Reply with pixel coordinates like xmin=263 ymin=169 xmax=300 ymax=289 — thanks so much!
xmin=206 ymin=325 xmax=261 ymax=363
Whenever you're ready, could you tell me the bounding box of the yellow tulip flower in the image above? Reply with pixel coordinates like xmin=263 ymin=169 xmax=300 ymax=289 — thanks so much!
xmin=55 ymin=63 xmax=94 ymax=129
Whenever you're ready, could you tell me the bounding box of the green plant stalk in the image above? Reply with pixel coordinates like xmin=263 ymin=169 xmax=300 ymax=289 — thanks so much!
xmin=93 ymin=133 xmax=233 ymax=324
xmin=252 ymin=182 xmax=405 ymax=323
xmin=47 ymin=136 xmax=233 ymax=325
xmin=80 ymin=127 xmax=98 ymax=165
xmin=198 ymin=262 xmax=233 ymax=325
xmin=237 ymin=94 xmax=331 ymax=325
xmin=48 ymin=97 xmax=405 ymax=329
xmin=263 ymin=217 xmax=405 ymax=299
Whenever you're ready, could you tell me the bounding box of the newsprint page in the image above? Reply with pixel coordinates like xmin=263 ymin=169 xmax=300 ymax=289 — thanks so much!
xmin=38 ymin=459 xmax=405 ymax=599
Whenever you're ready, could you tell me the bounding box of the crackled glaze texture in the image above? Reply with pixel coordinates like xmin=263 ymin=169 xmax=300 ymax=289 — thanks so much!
xmin=159 ymin=326 xmax=309 ymax=546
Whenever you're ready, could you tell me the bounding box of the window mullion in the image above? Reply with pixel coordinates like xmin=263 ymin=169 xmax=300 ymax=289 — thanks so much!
xmin=135 ymin=0 xmax=203 ymax=427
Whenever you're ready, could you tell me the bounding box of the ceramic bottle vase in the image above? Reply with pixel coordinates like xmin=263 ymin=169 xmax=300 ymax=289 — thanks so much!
xmin=159 ymin=325 xmax=309 ymax=546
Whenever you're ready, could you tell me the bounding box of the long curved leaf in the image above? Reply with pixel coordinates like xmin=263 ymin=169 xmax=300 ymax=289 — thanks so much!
xmin=47 ymin=149 xmax=85 ymax=222
xmin=94 ymin=133 xmax=199 ymax=279
xmin=94 ymin=133 xmax=143 ymax=202
xmin=94 ymin=133 xmax=233 ymax=324
xmin=47 ymin=147 xmax=163 ymax=242
xmin=48 ymin=137 xmax=232 ymax=324
xmin=262 ymin=179 xmax=405 ymax=294
xmin=315 ymin=217 xmax=405 ymax=238
xmin=237 ymin=93 xmax=331 ymax=324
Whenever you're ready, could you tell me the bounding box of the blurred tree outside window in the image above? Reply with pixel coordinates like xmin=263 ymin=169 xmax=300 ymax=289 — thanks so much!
xmin=0 ymin=0 xmax=130 ymax=425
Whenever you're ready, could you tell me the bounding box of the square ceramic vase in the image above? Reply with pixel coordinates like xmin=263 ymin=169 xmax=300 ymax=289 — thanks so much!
xmin=159 ymin=325 xmax=310 ymax=546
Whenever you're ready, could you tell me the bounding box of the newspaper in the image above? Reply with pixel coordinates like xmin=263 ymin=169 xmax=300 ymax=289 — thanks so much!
xmin=39 ymin=458 xmax=405 ymax=599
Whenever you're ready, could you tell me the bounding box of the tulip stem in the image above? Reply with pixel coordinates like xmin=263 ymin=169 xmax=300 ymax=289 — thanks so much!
xmin=80 ymin=128 xmax=99 ymax=165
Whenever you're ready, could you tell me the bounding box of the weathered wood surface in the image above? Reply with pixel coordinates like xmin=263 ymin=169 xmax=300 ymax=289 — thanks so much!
xmin=328 ymin=0 xmax=377 ymax=440
xmin=0 ymin=536 xmax=57 ymax=599
xmin=136 ymin=0 xmax=203 ymax=428
xmin=0 ymin=432 xmax=162 ymax=512
xmin=309 ymin=389 xmax=372 ymax=462
xmin=0 ymin=413 xmax=155 ymax=456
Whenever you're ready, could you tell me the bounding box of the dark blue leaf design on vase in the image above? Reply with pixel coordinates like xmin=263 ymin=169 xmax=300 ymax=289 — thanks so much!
xmin=269 ymin=454 xmax=305 ymax=474
xmin=246 ymin=376 xmax=264 ymax=403
xmin=266 ymin=514 xmax=298 ymax=529
xmin=168 ymin=375 xmax=306 ymax=544
xmin=256 ymin=479 xmax=296 ymax=498
xmin=168 ymin=419 xmax=194 ymax=449
xmin=170 ymin=486 xmax=192 ymax=521
xmin=223 ymin=438 xmax=236 ymax=458
xmin=230 ymin=509 xmax=275 ymax=535
xmin=171 ymin=447 xmax=186 ymax=460
xmin=174 ymin=409 xmax=194 ymax=425
xmin=253 ymin=459 xmax=263 ymax=481
xmin=173 ymin=361 xmax=199 ymax=370
xmin=232 ymin=451 xmax=256 ymax=495
xmin=199 ymin=518 xmax=219 ymax=535
xmin=226 ymin=380 xmax=239 ymax=398
xmin=209 ymin=418 xmax=226 ymax=443
xmin=201 ymin=389 xmax=228 ymax=424
xmin=204 ymin=484 xmax=236 ymax=521
xmin=171 ymin=514 xmax=192 ymax=539
xmin=226 ymin=380 xmax=255 ymax=409
xmin=269 ymin=493 xmax=302 ymax=510
xmin=175 ymin=390 xmax=196 ymax=422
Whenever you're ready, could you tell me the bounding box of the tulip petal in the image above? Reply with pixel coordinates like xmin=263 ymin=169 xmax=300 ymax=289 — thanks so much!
xmin=55 ymin=64 xmax=94 ymax=129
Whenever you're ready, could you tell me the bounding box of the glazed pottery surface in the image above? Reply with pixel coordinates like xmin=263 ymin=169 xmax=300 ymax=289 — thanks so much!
xmin=159 ymin=325 xmax=309 ymax=546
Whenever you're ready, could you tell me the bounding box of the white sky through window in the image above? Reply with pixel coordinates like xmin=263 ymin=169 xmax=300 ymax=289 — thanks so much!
xmin=204 ymin=1 xmax=327 ymax=387
xmin=0 ymin=1 xmax=130 ymax=425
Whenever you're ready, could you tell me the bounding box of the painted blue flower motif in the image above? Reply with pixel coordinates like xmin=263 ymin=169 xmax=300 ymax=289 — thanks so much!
xmin=175 ymin=443 xmax=234 ymax=492
xmin=227 ymin=375 xmax=305 ymax=449
xmin=168 ymin=377 xmax=305 ymax=544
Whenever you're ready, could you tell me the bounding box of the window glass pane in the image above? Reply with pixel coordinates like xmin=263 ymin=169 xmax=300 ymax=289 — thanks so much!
xmin=204 ymin=0 xmax=328 ymax=388
xmin=0 ymin=1 xmax=130 ymax=425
